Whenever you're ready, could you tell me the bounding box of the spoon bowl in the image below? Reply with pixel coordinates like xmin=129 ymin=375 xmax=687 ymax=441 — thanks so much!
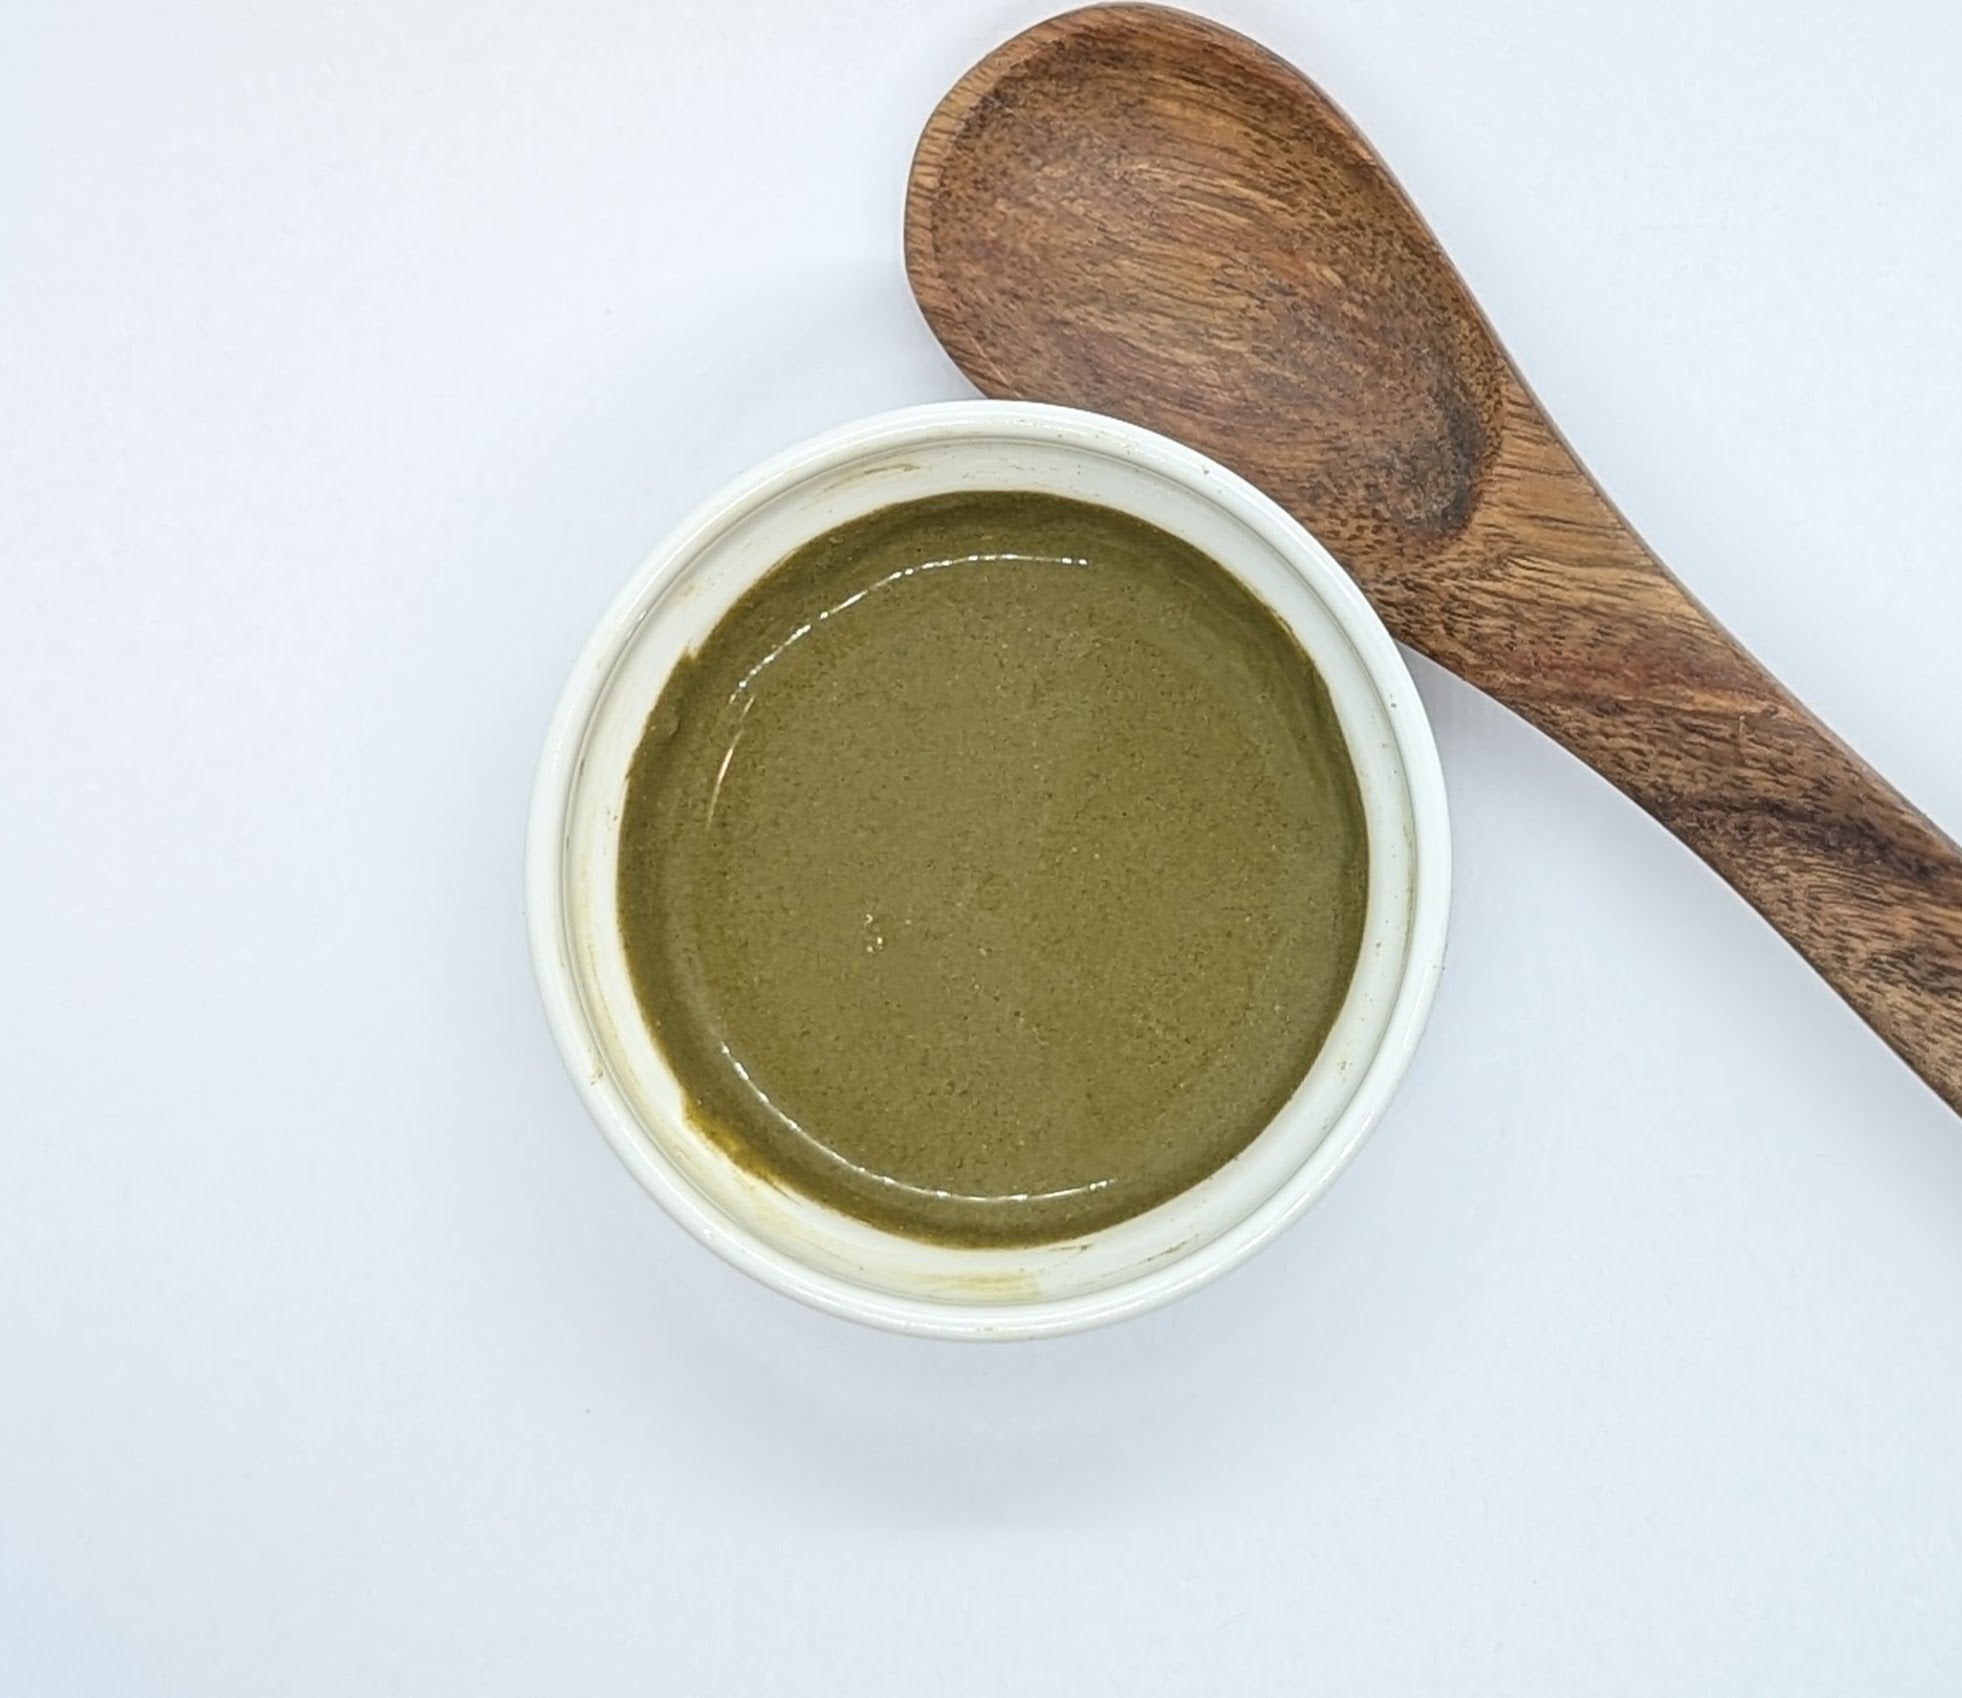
xmin=910 ymin=11 xmax=1504 ymax=549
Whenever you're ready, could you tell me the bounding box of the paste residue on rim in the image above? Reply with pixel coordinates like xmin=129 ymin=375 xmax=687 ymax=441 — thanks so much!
xmin=616 ymin=491 xmax=1367 ymax=1246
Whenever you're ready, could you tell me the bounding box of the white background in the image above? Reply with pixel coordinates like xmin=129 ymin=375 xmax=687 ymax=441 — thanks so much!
xmin=5 ymin=1 xmax=1961 ymax=1691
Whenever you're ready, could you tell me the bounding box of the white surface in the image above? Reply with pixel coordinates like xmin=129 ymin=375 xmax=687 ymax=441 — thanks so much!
xmin=3 ymin=0 xmax=1959 ymax=1689
xmin=530 ymin=402 xmax=1449 ymax=1336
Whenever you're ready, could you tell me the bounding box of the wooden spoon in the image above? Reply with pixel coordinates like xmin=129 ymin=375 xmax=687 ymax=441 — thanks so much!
xmin=905 ymin=3 xmax=1962 ymax=1114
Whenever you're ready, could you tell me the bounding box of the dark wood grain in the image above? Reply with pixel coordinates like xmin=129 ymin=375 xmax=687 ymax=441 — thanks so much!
xmin=904 ymin=3 xmax=1962 ymax=1114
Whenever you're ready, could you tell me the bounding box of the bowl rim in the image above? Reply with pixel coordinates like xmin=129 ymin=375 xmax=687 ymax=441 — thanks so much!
xmin=526 ymin=399 xmax=1450 ymax=1338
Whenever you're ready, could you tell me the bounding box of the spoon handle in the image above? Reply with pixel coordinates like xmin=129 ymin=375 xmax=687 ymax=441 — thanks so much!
xmin=1539 ymin=639 xmax=1962 ymax=1115
xmin=1408 ymin=393 xmax=1962 ymax=1113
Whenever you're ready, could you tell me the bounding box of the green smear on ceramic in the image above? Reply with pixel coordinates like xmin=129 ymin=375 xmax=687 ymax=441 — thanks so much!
xmin=616 ymin=491 xmax=1368 ymax=1246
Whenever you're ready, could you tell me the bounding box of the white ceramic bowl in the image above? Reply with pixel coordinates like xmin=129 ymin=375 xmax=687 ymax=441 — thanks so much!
xmin=527 ymin=401 xmax=1449 ymax=1338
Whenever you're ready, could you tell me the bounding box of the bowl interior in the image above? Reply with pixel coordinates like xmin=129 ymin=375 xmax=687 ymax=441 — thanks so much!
xmin=536 ymin=406 xmax=1441 ymax=1335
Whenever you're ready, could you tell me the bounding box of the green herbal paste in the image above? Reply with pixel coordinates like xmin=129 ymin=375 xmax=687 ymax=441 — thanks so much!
xmin=616 ymin=491 xmax=1368 ymax=1245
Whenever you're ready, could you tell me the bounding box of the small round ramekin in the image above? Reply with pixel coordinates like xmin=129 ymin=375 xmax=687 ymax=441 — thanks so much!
xmin=527 ymin=401 xmax=1449 ymax=1338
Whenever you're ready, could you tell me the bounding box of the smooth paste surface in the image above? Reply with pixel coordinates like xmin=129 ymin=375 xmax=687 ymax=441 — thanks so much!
xmin=616 ymin=491 xmax=1367 ymax=1245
